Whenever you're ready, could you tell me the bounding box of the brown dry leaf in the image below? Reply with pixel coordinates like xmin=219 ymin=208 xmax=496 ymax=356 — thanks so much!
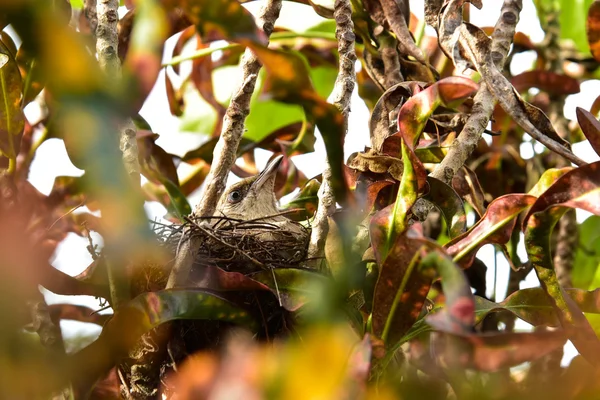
xmin=347 ymin=149 xmax=404 ymax=181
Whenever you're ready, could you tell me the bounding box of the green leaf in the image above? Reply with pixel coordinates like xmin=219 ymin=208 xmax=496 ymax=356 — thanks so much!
xmin=573 ymin=216 xmax=600 ymax=289
xmin=525 ymin=163 xmax=600 ymax=366
xmin=560 ymin=0 xmax=595 ymax=53
xmin=0 ymin=40 xmax=24 ymax=159
xmin=280 ymin=178 xmax=321 ymax=220
xmin=249 ymin=268 xmax=330 ymax=312
xmin=162 ymin=179 xmax=192 ymax=219
xmin=476 ymin=288 xmax=600 ymax=327
xmin=425 ymin=177 xmax=467 ymax=239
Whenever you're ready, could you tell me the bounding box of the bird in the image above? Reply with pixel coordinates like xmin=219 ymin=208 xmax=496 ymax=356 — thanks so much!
xmin=215 ymin=155 xmax=309 ymax=243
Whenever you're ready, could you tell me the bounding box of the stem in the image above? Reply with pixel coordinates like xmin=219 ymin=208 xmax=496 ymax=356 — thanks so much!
xmin=162 ymin=31 xmax=339 ymax=67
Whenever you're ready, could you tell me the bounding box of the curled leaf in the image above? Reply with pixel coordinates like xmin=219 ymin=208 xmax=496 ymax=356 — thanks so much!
xmin=0 ymin=40 xmax=24 ymax=158
xmin=446 ymin=194 xmax=536 ymax=268
xmin=576 ymin=107 xmax=600 ymax=157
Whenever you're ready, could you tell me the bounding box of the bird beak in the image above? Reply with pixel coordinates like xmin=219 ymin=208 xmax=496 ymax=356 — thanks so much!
xmin=252 ymin=155 xmax=283 ymax=192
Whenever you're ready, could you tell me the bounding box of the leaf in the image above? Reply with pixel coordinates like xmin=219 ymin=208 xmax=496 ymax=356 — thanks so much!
xmin=425 ymin=176 xmax=466 ymax=238
xmin=524 ymin=161 xmax=600 ymax=224
xmin=162 ymin=180 xmax=192 ymax=218
xmin=66 ymin=289 xmax=257 ymax=390
xmin=16 ymin=46 xmax=44 ymax=106
xmin=371 ymin=228 xmax=432 ymax=345
xmin=0 ymin=40 xmax=24 ymax=158
xmin=165 ymin=71 xmax=184 ymax=116
xmin=369 ymin=141 xmax=419 ymax=261
xmin=396 ymin=77 xmax=478 ymax=149
xmin=280 ymin=178 xmax=321 ymax=220
xmin=588 ymin=0 xmax=600 ymax=61
xmin=377 ymin=0 xmax=425 ymax=62
xmin=249 ymin=268 xmax=329 ymax=312
xmin=445 ymin=194 xmax=537 ymax=268
xmin=436 ymin=0 xmax=483 ymax=64
xmin=430 ymin=329 xmax=567 ymax=372
xmin=246 ymin=67 xmax=332 ymax=145
xmin=511 ymin=71 xmax=580 ymax=95
xmin=369 ymin=81 xmax=424 ymax=152
xmin=124 ymin=0 xmax=169 ymax=105
xmin=475 ymin=287 xmax=600 ymax=327
xmin=420 ymin=250 xmax=475 ymax=334
xmin=576 ymin=107 xmax=600 ymax=157
xmin=137 ymin=130 xmax=191 ymax=217
xmin=191 ymin=41 xmax=226 ymax=136
xmin=451 ymin=166 xmax=486 ymax=217
xmin=527 ymin=167 xmax=574 ymax=198
xmin=525 ymin=180 xmax=600 ymax=367
xmin=249 ymin=46 xmax=350 ymax=205
xmin=177 ymin=0 xmax=267 ymax=45
xmin=137 ymin=130 xmax=179 ymax=185
xmin=573 ymin=216 xmax=600 ymax=289
xmin=47 ymin=304 xmax=111 ymax=326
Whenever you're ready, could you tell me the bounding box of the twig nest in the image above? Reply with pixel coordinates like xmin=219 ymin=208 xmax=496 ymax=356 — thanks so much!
xmin=144 ymin=215 xmax=311 ymax=293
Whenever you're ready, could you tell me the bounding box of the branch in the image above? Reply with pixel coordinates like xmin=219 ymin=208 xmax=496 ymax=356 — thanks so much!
xmin=307 ymin=0 xmax=356 ymax=267
xmin=96 ymin=0 xmax=121 ymax=77
xmin=166 ymin=0 xmax=283 ymax=288
xmin=414 ymin=0 xmax=522 ymax=220
xmin=85 ymin=0 xmax=98 ymax=38
xmin=96 ymin=0 xmax=141 ymax=308
xmin=432 ymin=0 xmax=521 ymax=184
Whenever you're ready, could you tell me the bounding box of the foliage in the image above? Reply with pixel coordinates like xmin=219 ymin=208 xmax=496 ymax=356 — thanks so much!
xmin=1 ymin=0 xmax=600 ymax=398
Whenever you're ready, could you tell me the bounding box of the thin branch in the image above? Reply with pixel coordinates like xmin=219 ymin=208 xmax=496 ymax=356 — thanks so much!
xmin=95 ymin=0 xmax=140 ymax=309
xmin=414 ymin=0 xmax=522 ymax=220
xmin=307 ymin=0 xmax=356 ymax=267
xmin=166 ymin=0 xmax=283 ymax=288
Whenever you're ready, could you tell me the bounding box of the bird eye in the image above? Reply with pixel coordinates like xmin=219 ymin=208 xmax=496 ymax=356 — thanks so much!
xmin=227 ymin=190 xmax=242 ymax=203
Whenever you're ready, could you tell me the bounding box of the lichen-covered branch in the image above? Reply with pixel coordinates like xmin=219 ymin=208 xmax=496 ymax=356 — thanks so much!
xmin=96 ymin=0 xmax=121 ymax=77
xmin=166 ymin=0 xmax=282 ymax=288
xmin=431 ymin=0 xmax=522 ymax=184
xmin=85 ymin=0 xmax=98 ymax=37
xmin=307 ymin=0 xmax=356 ymax=267
xmin=95 ymin=0 xmax=141 ymax=309
xmin=193 ymin=0 xmax=282 ymax=218
xmin=414 ymin=0 xmax=522 ymax=220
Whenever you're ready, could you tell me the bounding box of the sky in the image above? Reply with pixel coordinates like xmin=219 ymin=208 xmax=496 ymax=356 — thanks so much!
xmin=21 ymin=0 xmax=600 ymax=357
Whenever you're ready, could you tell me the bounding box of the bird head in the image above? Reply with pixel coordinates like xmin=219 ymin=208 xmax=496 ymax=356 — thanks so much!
xmin=215 ymin=155 xmax=283 ymax=220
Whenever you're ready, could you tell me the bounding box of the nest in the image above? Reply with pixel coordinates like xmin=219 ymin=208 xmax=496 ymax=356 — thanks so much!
xmin=122 ymin=214 xmax=312 ymax=398
xmin=155 ymin=213 xmax=310 ymax=275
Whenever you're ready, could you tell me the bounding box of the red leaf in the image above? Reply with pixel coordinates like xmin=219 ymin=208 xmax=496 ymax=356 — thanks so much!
xmin=576 ymin=107 xmax=600 ymax=157
xmin=446 ymin=194 xmax=537 ymax=268
xmin=511 ymin=71 xmax=580 ymax=96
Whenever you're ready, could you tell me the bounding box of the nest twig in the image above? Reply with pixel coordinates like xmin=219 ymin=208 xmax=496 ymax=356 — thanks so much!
xmin=145 ymin=214 xmax=311 ymax=293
